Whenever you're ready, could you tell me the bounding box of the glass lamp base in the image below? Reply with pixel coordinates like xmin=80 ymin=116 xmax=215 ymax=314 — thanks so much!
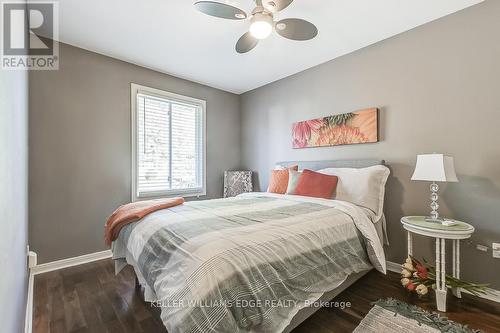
xmin=429 ymin=182 xmax=441 ymax=223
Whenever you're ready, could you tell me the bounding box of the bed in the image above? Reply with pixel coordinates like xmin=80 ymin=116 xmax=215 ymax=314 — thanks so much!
xmin=111 ymin=159 xmax=388 ymax=333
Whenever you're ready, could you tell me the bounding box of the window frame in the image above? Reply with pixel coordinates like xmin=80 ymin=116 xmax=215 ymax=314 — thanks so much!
xmin=131 ymin=83 xmax=206 ymax=201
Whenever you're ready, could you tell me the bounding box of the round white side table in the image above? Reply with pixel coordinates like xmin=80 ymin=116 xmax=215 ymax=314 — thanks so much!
xmin=400 ymin=216 xmax=475 ymax=312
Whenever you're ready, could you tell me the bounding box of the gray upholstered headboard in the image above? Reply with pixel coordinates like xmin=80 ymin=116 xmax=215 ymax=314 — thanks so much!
xmin=276 ymin=159 xmax=385 ymax=170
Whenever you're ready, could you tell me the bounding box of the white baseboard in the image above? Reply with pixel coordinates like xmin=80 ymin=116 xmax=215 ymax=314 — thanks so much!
xmin=24 ymin=271 xmax=34 ymax=333
xmin=386 ymin=260 xmax=500 ymax=304
xmin=31 ymin=249 xmax=112 ymax=275
xmin=24 ymin=249 xmax=112 ymax=333
xmin=461 ymin=287 xmax=500 ymax=303
xmin=386 ymin=260 xmax=401 ymax=274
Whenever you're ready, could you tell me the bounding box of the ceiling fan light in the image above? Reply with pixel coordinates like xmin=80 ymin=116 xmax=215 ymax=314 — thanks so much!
xmin=249 ymin=13 xmax=273 ymax=40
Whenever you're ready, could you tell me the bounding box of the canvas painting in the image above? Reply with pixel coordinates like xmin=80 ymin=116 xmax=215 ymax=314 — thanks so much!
xmin=292 ymin=108 xmax=379 ymax=148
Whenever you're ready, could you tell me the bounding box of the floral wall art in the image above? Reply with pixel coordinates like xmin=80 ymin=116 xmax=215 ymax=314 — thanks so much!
xmin=292 ymin=108 xmax=379 ymax=149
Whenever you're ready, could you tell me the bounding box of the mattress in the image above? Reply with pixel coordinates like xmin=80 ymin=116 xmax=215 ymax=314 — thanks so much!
xmin=112 ymin=192 xmax=386 ymax=333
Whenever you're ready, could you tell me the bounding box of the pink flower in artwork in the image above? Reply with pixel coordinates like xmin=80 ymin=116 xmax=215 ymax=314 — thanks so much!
xmin=292 ymin=139 xmax=306 ymax=148
xmin=315 ymin=125 xmax=369 ymax=146
xmin=292 ymin=119 xmax=324 ymax=148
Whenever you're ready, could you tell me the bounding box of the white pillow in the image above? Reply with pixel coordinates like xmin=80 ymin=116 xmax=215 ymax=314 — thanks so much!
xmin=286 ymin=170 xmax=302 ymax=194
xmin=317 ymin=165 xmax=390 ymax=220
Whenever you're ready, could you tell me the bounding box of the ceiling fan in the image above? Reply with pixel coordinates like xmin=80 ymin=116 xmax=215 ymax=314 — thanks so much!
xmin=194 ymin=0 xmax=318 ymax=53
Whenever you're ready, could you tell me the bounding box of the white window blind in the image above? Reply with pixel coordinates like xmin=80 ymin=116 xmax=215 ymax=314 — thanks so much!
xmin=132 ymin=84 xmax=205 ymax=200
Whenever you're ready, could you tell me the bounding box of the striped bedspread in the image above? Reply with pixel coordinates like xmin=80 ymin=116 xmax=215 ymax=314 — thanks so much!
xmin=112 ymin=192 xmax=386 ymax=333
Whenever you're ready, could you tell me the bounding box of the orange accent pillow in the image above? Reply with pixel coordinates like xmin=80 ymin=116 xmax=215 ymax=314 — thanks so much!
xmin=292 ymin=169 xmax=338 ymax=199
xmin=268 ymin=165 xmax=298 ymax=194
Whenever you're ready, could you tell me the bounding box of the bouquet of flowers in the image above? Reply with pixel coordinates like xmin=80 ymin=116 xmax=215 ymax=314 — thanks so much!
xmin=401 ymin=256 xmax=488 ymax=296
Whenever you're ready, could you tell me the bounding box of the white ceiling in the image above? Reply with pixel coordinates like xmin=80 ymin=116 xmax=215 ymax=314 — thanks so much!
xmin=58 ymin=0 xmax=483 ymax=94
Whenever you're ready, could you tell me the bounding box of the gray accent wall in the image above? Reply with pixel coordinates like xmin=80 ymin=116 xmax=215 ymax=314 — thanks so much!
xmin=241 ymin=0 xmax=500 ymax=288
xmin=0 ymin=68 xmax=29 ymax=330
xmin=29 ymin=43 xmax=241 ymax=263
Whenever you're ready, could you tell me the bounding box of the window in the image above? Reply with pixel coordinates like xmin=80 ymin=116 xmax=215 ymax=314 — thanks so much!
xmin=131 ymin=84 xmax=206 ymax=201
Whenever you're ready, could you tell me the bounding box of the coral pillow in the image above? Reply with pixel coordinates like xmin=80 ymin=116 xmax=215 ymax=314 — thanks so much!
xmin=268 ymin=165 xmax=298 ymax=194
xmin=293 ymin=169 xmax=338 ymax=199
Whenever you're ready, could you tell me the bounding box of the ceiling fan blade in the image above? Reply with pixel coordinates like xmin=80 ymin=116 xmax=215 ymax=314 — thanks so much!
xmin=194 ymin=1 xmax=247 ymax=20
xmin=235 ymin=32 xmax=258 ymax=53
xmin=275 ymin=18 xmax=318 ymax=41
xmin=261 ymin=0 xmax=293 ymax=12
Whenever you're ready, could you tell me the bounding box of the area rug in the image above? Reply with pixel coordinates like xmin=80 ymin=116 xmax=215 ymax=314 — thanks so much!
xmin=353 ymin=298 xmax=481 ymax=333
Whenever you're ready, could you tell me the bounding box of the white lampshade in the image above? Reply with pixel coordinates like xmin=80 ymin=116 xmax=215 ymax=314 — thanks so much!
xmin=411 ymin=154 xmax=458 ymax=182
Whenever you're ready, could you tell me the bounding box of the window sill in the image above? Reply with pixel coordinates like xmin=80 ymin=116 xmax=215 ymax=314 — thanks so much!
xmin=133 ymin=189 xmax=207 ymax=202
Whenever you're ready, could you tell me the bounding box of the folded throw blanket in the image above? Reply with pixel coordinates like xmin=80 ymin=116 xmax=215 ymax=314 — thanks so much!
xmin=104 ymin=197 xmax=184 ymax=245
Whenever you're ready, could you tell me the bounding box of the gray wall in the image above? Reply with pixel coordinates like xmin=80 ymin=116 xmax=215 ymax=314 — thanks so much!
xmin=0 ymin=69 xmax=29 ymax=330
xmin=29 ymin=43 xmax=241 ymax=263
xmin=241 ymin=0 xmax=500 ymax=288
xmin=29 ymin=1 xmax=500 ymax=290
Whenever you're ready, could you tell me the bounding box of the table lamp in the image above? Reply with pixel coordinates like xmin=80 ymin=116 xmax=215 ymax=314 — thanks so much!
xmin=411 ymin=154 xmax=458 ymax=222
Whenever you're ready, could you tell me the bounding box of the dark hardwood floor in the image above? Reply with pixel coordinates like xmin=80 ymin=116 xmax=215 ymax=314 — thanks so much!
xmin=33 ymin=259 xmax=500 ymax=333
